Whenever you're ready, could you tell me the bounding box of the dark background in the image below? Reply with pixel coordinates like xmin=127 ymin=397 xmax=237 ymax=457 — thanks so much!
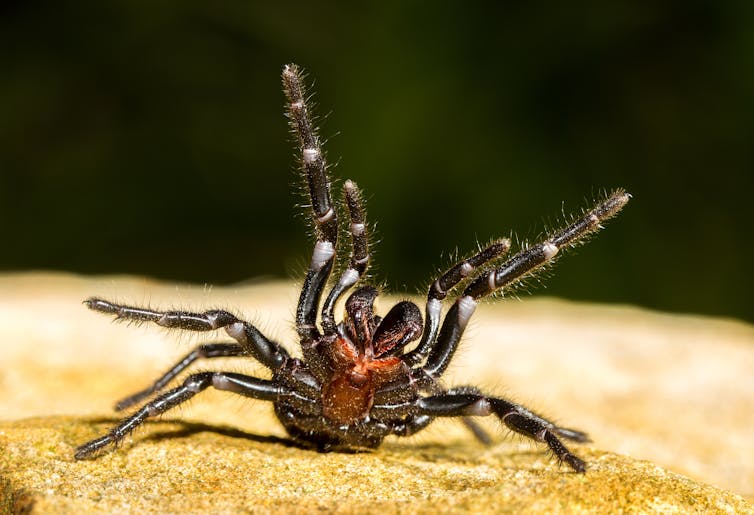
xmin=1 ymin=2 xmax=752 ymax=323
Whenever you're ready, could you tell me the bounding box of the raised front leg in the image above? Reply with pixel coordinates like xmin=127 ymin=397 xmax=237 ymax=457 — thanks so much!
xmin=283 ymin=64 xmax=339 ymax=341
xmin=404 ymin=240 xmax=510 ymax=366
xmin=320 ymin=180 xmax=371 ymax=334
xmin=422 ymin=190 xmax=630 ymax=378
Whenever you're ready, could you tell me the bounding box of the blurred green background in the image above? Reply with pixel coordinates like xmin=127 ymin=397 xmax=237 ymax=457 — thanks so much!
xmin=1 ymin=2 xmax=752 ymax=323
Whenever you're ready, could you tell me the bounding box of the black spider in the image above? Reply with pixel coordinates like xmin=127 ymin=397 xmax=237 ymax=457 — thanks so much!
xmin=74 ymin=64 xmax=630 ymax=473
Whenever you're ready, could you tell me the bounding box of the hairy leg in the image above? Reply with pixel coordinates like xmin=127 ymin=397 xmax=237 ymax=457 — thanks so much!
xmin=75 ymin=372 xmax=282 ymax=459
xmin=85 ymin=299 xmax=288 ymax=370
xmin=113 ymin=343 xmax=246 ymax=411
xmin=283 ymin=64 xmax=339 ymax=341
xmin=422 ymin=190 xmax=630 ymax=378
xmin=404 ymin=240 xmax=510 ymax=366
xmin=417 ymin=388 xmax=588 ymax=472
xmin=321 ymin=180 xmax=371 ymax=333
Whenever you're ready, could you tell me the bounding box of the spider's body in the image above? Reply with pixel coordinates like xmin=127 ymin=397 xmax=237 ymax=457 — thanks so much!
xmin=75 ymin=64 xmax=630 ymax=473
xmin=274 ymin=284 xmax=426 ymax=450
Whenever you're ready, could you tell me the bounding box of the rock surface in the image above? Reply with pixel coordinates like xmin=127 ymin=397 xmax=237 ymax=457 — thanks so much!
xmin=1 ymin=273 xmax=753 ymax=513
xmin=2 ymin=416 xmax=751 ymax=514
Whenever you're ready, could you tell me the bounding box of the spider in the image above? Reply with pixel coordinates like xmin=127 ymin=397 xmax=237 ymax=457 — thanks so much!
xmin=74 ymin=63 xmax=630 ymax=473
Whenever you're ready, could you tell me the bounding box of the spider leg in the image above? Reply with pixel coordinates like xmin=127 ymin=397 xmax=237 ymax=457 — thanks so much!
xmin=416 ymin=388 xmax=588 ymax=472
xmin=404 ymin=240 xmax=510 ymax=366
xmin=283 ymin=64 xmax=339 ymax=341
xmin=422 ymin=190 xmax=630 ymax=377
xmin=74 ymin=372 xmax=282 ymax=459
xmin=85 ymin=299 xmax=289 ymax=370
xmin=390 ymin=414 xmax=434 ymax=437
xmin=320 ymin=180 xmax=370 ymax=333
xmin=464 ymin=190 xmax=631 ymax=300
xmin=461 ymin=417 xmax=494 ymax=445
xmin=373 ymin=380 xmax=492 ymax=444
xmin=113 ymin=343 xmax=246 ymax=411
xmin=427 ymin=376 xmax=494 ymax=444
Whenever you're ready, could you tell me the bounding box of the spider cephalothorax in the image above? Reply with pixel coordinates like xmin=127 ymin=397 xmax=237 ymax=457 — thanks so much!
xmin=75 ymin=64 xmax=630 ymax=473
xmin=319 ymin=286 xmax=421 ymax=423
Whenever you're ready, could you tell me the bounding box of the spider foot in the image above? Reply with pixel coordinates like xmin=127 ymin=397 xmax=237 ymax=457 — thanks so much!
xmin=559 ymin=451 xmax=587 ymax=474
xmin=74 ymin=434 xmax=117 ymax=460
xmin=542 ymin=430 xmax=587 ymax=473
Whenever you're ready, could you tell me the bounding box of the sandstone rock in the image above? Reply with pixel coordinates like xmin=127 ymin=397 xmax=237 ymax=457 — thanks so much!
xmin=1 ymin=416 xmax=751 ymax=514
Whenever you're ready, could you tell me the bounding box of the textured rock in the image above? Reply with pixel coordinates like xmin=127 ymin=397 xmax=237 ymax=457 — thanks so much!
xmin=1 ymin=416 xmax=751 ymax=514
xmin=1 ymin=273 xmax=753 ymax=513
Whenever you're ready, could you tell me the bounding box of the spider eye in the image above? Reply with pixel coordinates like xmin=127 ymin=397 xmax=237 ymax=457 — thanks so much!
xmin=372 ymin=301 xmax=423 ymax=356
